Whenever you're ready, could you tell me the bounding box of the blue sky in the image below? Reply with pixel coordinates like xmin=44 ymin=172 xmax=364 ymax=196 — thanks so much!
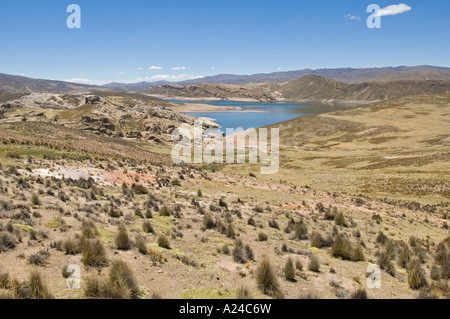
xmin=0 ymin=0 xmax=449 ymax=84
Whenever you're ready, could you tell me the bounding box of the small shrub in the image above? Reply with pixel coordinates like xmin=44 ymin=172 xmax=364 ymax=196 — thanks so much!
xmin=0 ymin=231 xmax=17 ymax=252
xmin=28 ymin=249 xmax=50 ymax=266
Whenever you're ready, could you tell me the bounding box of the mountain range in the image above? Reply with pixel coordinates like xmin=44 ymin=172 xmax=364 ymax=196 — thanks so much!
xmin=1 ymin=65 xmax=450 ymax=103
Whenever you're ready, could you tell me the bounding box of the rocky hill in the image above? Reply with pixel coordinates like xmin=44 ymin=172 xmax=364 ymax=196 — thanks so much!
xmin=146 ymin=75 xmax=450 ymax=103
xmin=0 ymin=73 xmax=105 ymax=94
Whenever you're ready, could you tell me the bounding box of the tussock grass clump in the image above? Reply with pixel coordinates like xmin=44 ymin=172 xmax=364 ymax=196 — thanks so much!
xmin=236 ymin=286 xmax=253 ymax=299
xmin=109 ymin=260 xmax=141 ymax=299
xmin=407 ymin=258 xmax=428 ymax=290
xmin=108 ymin=207 xmax=122 ymax=218
xmin=114 ymin=225 xmax=131 ymax=251
xmin=226 ymin=225 xmax=236 ymax=239
xmin=232 ymin=239 xmax=254 ymax=264
xmin=81 ymin=219 xmax=98 ymax=239
xmin=308 ymin=254 xmax=321 ymax=273
xmin=417 ymin=287 xmax=438 ymax=299
xmin=350 ymin=289 xmax=368 ymax=299
xmin=131 ymin=183 xmax=148 ymax=195
xmin=203 ymin=213 xmax=216 ymax=230
xmin=292 ymin=219 xmax=308 ymax=240
xmin=157 ymin=235 xmax=170 ymax=249
xmin=397 ymin=241 xmax=411 ymax=268
xmin=331 ymin=234 xmax=364 ymax=261
xmin=62 ymin=237 xmax=82 ymax=255
xmin=256 ymin=257 xmax=280 ymax=297
xmin=299 ymin=290 xmax=320 ymax=299
xmin=0 ymin=273 xmax=10 ymax=289
xmin=268 ymin=219 xmax=279 ymax=230
xmin=310 ymin=231 xmax=332 ymax=248
xmin=377 ymin=249 xmax=396 ymax=277
xmin=142 ymin=221 xmax=154 ymax=234
xmin=159 ymin=206 xmax=171 ymax=217
xmin=31 ymin=194 xmax=41 ymax=206
xmin=352 ymin=243 xmax=365 ymax=262
xmin=28 ymin=271 xmax=53 ymax=299
xmin=334 ymin=211 xmax=347 ymax=227
xmin=376 ymin=231 xmax=388 ymax=245
xmin=258 ymin=232 xmax=268 ymax=241
xmin=83 ymin=239 xmax=108 ymax=267
xmin=136 ymin=235 xmax=148 ymax=255
xmin=12 ymin=271 xmax=53 ymax=299
xmin=0 ymin=231 xmax=17 ymax=252
xmin=284 ymin=256 xmax=296 ymax=281
xmin=295 ymin=259 xmax=303 ymax=271
xmin=434 ymin=237 xmax=450 ymax=279
xmin=430 ymin=264 xmax=441 ymax=281
xmin=84 ymin=260 xmax=141 ymax=299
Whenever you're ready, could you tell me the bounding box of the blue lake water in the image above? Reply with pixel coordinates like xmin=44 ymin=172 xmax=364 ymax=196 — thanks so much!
xmin=169 ymin=99 xmax=357 ymax=131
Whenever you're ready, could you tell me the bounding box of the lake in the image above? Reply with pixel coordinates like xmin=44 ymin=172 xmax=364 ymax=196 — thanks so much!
xmin=169 ymin=99 xmax=358 ymax=131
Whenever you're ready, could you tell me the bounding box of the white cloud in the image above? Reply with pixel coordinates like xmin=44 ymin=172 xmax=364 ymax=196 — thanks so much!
xmin=144 ymin=74 xmax=204 ymax=82
xmin=345 ymin=14 xmax=361 ymax=21
xmin=148 ymin=66 xmax=163 ymax=70
xmin=376 ymin=3 xmax=412 ymax=17
xmin=137 ymin=68 xmax=143 ymax=70
xmin=65 ymin=74 xmax=204 ymax=86
xmin=171 ymin=66 xmax=187 ymax=70
xmin=65 ymin=78 xmax=111 ymax=86
xmin=211 ymin=67 xmax=215 ymax=70
xmin=118 ymin=72 xmax=125 ymax=75
xmin=277 ymin=67 xmax=282 ymax=70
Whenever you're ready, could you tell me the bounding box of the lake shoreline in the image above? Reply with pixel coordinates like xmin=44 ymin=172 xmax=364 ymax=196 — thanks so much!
xmin=151 ymin=94 xmax=375 ymax=106
xmin=167 ymin=103 xmax=266 ymax=113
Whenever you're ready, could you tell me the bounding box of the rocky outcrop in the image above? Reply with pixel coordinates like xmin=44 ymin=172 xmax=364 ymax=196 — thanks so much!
xmin=80 ymin=116 xmax=115 ymax=135
xmin=85 ymin=96 xmax=102 ymax=105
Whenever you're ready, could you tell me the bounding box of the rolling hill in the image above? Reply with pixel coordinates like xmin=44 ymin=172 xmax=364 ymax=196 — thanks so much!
xmin=0 ymin=73 xmax=104 ymax=93
xmin=147 ymin=75 xmax=450 ymax=103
